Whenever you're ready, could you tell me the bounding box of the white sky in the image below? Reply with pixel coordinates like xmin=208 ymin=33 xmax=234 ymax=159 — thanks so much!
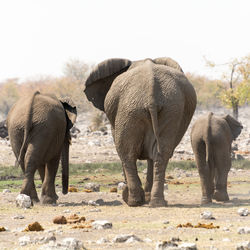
xmin=0 ymin=0 xmax=249 ymax=82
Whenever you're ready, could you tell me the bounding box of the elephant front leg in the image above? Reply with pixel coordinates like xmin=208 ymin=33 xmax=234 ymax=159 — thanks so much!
xmin=144 ymin=159 xmax=153 ymax=203
xmin=41 ymin=159 xmax=59 ymax=204
xmin=122 ymin=160 xmax=145 ymax=207
xmin=149 ymin=155 xmax=168 ymax=207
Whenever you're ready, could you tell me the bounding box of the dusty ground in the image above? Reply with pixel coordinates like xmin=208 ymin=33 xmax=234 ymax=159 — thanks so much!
xmin=0 ymin=107 xmax=249 ymax=249
xmin=0 ymin=169 xmax=250 ymax=249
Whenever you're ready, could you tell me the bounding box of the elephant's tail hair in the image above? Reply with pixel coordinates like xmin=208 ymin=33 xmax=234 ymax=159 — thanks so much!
xmin=17 ymin=91 xmax=40 ymax=171
xmin=205 ymin=112 xmax=213 ymax=164
xmin=149 ymin=105 xmax=161 ymax=156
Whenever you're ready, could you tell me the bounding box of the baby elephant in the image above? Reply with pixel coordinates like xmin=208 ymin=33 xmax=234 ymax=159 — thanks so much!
xmin=7 ymin=91 xmax=77 ymax=204
xmin=190 ymin=112 xmax=243 ymax=204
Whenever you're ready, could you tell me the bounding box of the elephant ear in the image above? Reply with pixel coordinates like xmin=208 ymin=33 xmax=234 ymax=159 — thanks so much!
xmin=84 ymin=58 xmax=132 ymax=111
xmin=223 ymin=114 xmax=243 ymax=140
xmin=153 ymin=57 xmax=184 ymax=73
xmin=60 ymin=97 xmax=77 ymax=130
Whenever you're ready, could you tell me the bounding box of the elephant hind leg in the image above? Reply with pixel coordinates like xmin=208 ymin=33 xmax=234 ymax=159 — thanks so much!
xmin=144 ymin=159 xmax=153 ymax=203
xmin=122 ymin=160 xmax=145 ymax=207
xmin=212 ymin=151 xmax=230 ymax=202
xmin=21 ymin=154 xmax=40 ymax=202
xmin=41 ymin=158 xmax=60 ymax=204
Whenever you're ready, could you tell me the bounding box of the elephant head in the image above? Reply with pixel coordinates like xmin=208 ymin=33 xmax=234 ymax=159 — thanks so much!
xmin=59 ymin=97 xmax=77 ymax=194
xmin=84 ymin=57 xmax=183 ymax=112
xmin=223 ymin=114 xmax=243 ymax=140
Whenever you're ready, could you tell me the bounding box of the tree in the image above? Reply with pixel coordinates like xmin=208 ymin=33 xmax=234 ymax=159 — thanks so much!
xmin=205 ymin=55 xmax=250 ymax=120
xmin=0 ymin=78 xmax=20 ymax=115
xmin=63 ymin=59 xmax=91 ymax=83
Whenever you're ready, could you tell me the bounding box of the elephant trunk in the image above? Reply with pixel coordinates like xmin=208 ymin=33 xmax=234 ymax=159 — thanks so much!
xmin=61 ymin=134 xmax=70 ymax=195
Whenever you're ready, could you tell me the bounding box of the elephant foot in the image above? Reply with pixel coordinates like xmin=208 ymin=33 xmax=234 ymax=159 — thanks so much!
xmin=149 ymin=198 xmax=167 ymax=208
xmin=122 ymin=186 xmax=129 ymax=204
xmin=212 ymin=190 xmax=229 ymax=202
xmin=201 ymin=197 xmax=212 ymax=205
xmin=41 ymin=195 xmax=57 ymax=205
xmin=122 ymin=185 xmax=145 ymax=207
xmin=144 ymin=192 xmax=151 ymax=204
xmin=31 ymin=197 xmax=40 ymax=203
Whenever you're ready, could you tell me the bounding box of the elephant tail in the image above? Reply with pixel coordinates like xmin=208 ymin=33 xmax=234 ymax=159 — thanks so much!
xmin=17 ymin=91 xmax=40 ymax=171
xmin=205 ymin=112 xmax=213 ymax=165
xmin=149 ymin=105 xmax=162 ymax=158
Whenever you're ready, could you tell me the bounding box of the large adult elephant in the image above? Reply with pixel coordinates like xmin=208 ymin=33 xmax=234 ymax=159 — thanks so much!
xmin=7 ymin=91 xmax=77 ymax=204
xmin=190 ymin=112 xmax=243 ymax=204
xmin=84 ymin=57 xmax=197 ymax=207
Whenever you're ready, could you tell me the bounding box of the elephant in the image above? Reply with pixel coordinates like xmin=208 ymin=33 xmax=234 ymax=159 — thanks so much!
xmin=84 ymin=57 xmax=197 ymax=207
xmin=7 ymin=91 xmax=77 ymax=204
xmin=190 ymin=112 xmax=243 ymax=204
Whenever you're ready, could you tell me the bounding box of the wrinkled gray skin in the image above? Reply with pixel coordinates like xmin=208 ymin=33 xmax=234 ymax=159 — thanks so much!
xmin=190 ymin=112 xmax=243 ymax=204
xmin=84 ymin=57 xmax=197 ymax=207
xmin=7 ymin=91 xmax=77 ymax=204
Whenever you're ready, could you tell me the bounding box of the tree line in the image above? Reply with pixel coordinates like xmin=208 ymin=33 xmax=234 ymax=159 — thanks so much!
xmin=0 ymin=56 xmax=249 ymax=119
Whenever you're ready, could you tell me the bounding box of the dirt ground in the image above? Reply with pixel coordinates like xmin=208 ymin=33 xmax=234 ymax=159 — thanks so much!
xmin=0 ymin=169 xmax=250 ymax=250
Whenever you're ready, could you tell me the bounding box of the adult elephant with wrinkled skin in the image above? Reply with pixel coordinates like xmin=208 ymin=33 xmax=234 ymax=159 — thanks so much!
xmin=84 ymin=57 xmax=197 ymax=207
xmin=190 ymin=112 xmax=243 ymax=204
xmin=7 ymin=91 xmax=77 ymax=204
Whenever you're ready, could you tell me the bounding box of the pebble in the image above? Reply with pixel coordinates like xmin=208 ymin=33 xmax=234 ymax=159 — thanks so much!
xmin=88 ymin=200 xmax=99 ymax=206
xmin=200 ymin=211 xmax=214 ymax=220
xmin=84 ymin=183 xmax=100 ymax=192
xmin=16 ymin=194 xmax=32 ymax=208
xmin=12 ymin=215 xmax=24 ymax=219
xmin=238 ymin=208 xmax=249 ymax=216
xmin=92 ymin=220 xmax=112 ymax=230
xmin=19 ymin=236 xmax=32 ymax=246
xmin=113 ymin=234 xmax=141 ymax=243
xmin=238 ymin=227 xmax=250 ymax=234
xmin=61 ymin=237 xmax=83 ymax=249
xmin=96 ymin=238 xmax=109 ymax=244
xmin=236 ymin=241 xmax=250 ymax=250
xmin=89 ymin=208 xmax=101 ymax=212
xmin=117 ymin=182 xmax=126 ymax=190
xmin=2 ymin=189 xmax=11 ymax=193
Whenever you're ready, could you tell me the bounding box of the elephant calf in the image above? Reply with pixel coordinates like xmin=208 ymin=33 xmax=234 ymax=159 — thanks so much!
xmin=190 ymin=112 xmax=243 ymax=204
xmin=7 ymin=91 xmax=77 ymax=204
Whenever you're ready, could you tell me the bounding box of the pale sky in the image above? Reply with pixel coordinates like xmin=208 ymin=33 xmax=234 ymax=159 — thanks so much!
xmin=0 ymin=0 xmax=249 ymax=82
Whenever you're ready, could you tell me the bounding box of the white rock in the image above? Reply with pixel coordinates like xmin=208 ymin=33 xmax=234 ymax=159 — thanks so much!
xmin=2 ymin=189 xmax=11 ymax=193
xmin=200 ymin=211 xmax=213 ymax=219
xmin=16 ymin=194 xmax=32 ymax=208
xmin=222 ymin=238 xmax=230 ymax=242
xmin=222 ymin=227 xmax=230 ymax=231
xmin=113 ymin=234 xmax=141 ymax=243
xmin=19 ymin=236 xmax=32 ymax=246
xmin=156 ymin=241 xmax=178 ymax=249
xmin=12 ymin=215 xmax=24 ymax=219
xmin=163 ymin=220 xmax=170 ymax=224
xmin=61 ymin=237 xmax=83 ymax=249
xmin=125 ymin=235 xmax=142 ymax=243
xmin=92 ymin=220 xmax=112 ymax=230
xmin=144 ymin=238 xmax=153 ymax=243
xmin=96 ymin=238 xmax=108 ymax=244
xmin=238 ymin=208 xmax=249 ymax=216
xmin=117 ymin=182 xmax=126 ymax=190
xmin=238 ymin=227 xmax=250 ymax=234
xmin=88 ymin=200 xmax=99 ymax=206
xmin=63 ymin=209 xmax=71 ymax=213
xmin=84 ymin=183 xmax=100 ymax=192
xmin=236 ymin=241 xmax=250 ymax=250
xmin=89 ymin=208 xmax=101 ymax=212
xmin=178 ymin=242 xmax=197 ymax=249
